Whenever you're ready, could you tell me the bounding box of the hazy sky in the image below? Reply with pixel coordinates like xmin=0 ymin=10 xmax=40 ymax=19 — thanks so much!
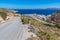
xmin=0 ymin=0 xmax=60 ymax=9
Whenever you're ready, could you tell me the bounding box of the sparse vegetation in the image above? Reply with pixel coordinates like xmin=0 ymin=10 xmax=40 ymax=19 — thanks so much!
xmin=21 ymin=15 xmax=60 ymax=40
xmin=30 ymin=19 xmax=41 ymax=27
xmin=36 ymin=30 xmax=59 ymax=40
xmin=0 ymin=12 xmax=7 ymax=20
xmin=21 ymin=15 xmax=41 ymax=27
xmin=21 ymin=15 xmax=30 ymax=24
xmin=21 ymin=15 xmax=60 ymax=28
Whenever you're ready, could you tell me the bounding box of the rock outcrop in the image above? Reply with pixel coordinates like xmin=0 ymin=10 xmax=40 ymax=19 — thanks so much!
xmin=50 ymin=11 xmax=60 ymax=24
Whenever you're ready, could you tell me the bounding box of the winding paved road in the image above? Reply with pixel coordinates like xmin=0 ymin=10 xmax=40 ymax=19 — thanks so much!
xmin=0 ymin=17 xmax=25 ymax=40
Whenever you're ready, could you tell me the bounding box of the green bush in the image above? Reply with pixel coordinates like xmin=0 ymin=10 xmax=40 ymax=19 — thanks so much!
xmin=30 ymin=19 xmax=40 ymax=27
xmin=0 ymin=12 xmax=7 ymax=20
xmin=21 ymin=15 xmax=29 ymax=24
xmin=54 ymin=24 xmax=60 ymax=28
xmin=44 ymin=23 xmax=60 ymax=28
xmin=44 ymin=23 xmax=52 ymax=27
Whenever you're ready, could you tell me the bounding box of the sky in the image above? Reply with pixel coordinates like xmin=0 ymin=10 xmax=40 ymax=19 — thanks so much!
xmin=0 ymin=0 xmax=60 ymax=9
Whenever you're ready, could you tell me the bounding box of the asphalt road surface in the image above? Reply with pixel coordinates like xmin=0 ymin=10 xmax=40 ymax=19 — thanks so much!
xmin=0 ymin=17 xmax=25 ymax=40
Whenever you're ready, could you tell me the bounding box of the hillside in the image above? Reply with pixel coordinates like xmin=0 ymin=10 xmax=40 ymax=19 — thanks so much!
xmin=0 ymin=8 xmax=37 ymax=40
xmin=0 ymin=8 xmax=20 ymax=23
xmin=21 ymin=14 xmax=60 ymax=40
xmin=0 ymin=8 xmax=60 ymax=40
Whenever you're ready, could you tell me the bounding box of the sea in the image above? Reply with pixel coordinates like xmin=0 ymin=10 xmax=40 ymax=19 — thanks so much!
xmin=14 ymin=8 xmax=60 ymax=16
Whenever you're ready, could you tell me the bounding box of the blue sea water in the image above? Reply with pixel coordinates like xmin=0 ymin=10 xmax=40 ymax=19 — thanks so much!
xmin=14 ymin=8 xmax=60 ymax=16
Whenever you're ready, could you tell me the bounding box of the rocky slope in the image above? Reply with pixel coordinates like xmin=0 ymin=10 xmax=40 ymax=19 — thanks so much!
xmin=48 ymin=11 xmax=60 ymax=24
xmin=21 ymin=13 xmax=60 ymax=40
xmin=47 ymin=11 xmax=60 ymax=24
